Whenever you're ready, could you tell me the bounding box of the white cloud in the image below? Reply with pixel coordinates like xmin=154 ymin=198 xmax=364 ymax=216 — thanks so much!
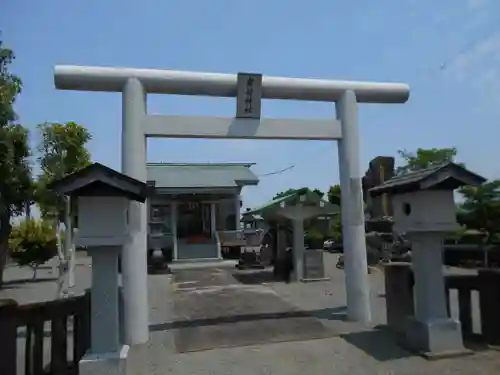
xmin=444 ymin=31 xmax=500 ymax=82
xmin=440 ymin=0 xmax=500 ymax=114
xmin=440 ymin=0 xmax=498 ymax=75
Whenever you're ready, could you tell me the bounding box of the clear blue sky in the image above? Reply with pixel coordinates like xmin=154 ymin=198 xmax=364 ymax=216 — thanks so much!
xmin=2 ymin=0 xmax=500 ymax=209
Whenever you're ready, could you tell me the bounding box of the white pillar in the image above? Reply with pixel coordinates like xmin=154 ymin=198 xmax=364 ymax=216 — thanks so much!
xmin=121 ymin=78 xmax=149 ymax=345
xmin=235 ymin=194 xmax=241 ymax=230
xmin=292 ymin=217 xmax=305 ymax=281
xmin=210 ymin=202 xmax=222 ymax=259
xmin=171 ymin=201 xmax=178 ymax=260
xmin=89 ymin=247 xmax=120 ymax=354
xmin=336 ymin=90 xmax=371 ymax=323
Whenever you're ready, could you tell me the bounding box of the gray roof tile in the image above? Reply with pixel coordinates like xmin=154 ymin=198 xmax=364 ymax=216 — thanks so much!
xmin=50 ymin=162 xmax=149 ymax=202
xmin=147 ymin=163 xmax=259 ymax=188
xmin=369 ymin=162 xmax=486 ymax=196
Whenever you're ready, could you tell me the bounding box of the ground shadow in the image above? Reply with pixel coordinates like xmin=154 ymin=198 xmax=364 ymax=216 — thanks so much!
xmin=311 ymin=306 xmax=348 ymax=321
xmin=38 ymin=265 xmax=54 ymax=270
xmin=0 ymin=284 xmax=20 ymax=290
xmin=462 ymin=334 xmax=498 ymax=352
xmin=1 ymin=276 xmax=58 ymax=287
xmin=147 ymin=266 xmax=171 ymax=275
xmin=340 ymin=326 xmax=414 ymax=361
xmin=342 ymin=327 xmax=498 ymax=361
xmin=5 ymin=264 xmax=54 ymax=270
xmin=150 ymin=306 xmax=347 ymax=332
xmin=231 ymin=269 xmax=278 ymax=285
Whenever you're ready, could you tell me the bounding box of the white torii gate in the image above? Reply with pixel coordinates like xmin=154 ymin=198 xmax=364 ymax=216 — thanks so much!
xmin=54 ymin=65 xmax=410 ymax=345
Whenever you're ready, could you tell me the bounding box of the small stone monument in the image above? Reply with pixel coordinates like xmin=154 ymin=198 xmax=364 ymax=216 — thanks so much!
xmin=49 ymin=162 xmax=149 ymax=375
xmin=370 ymin=162 xmax=486 ymax=358
xmin=303 ymin=249 xmax=328 ymax=281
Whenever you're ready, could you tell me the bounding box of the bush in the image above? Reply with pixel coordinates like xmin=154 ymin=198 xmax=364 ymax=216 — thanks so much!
xmin=9 ymin=219 xmax=58 ymax=279
xmin=304 ymin=228 xmax=324 ymax=249
xmin=329 ymin=215 xmax=343 ymax=243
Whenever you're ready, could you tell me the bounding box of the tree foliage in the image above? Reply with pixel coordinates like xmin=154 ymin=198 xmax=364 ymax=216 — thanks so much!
xmin=35 ymin=122 xmax=92 ymax=222
xmin=0 ymin=38 xmax=33 ymax=285
xmin=395 ymin=147 xmax=459 ymax=175
xmin=458 ymin=181 xmax=500 ymax=243
xmin=9 ymin=219 xmax=58 ymax=279
xmin=0 ymin=40 xmax=21 ymax=124
xmin=272 ymin=187 xmax=323 ymax=200
xmin=327 ymin=184 xmax=341 ymax=205
xmin=0 ymin=124 xmax=33 ymax=214
xmin=324 ymin=184 xmax=343 ymax=241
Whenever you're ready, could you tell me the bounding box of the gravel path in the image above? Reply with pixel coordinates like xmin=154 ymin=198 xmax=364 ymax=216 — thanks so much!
xmin=3 ymin=253 xmax=500 ymax=375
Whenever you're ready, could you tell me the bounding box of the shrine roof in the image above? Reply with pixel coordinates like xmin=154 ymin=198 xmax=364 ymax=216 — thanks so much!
xmin=369 ymin=162 xmax=486 ymax=197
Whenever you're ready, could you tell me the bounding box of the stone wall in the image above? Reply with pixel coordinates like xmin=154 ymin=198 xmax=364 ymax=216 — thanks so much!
xmin=362 ymin=156 xmax=395 ymax=218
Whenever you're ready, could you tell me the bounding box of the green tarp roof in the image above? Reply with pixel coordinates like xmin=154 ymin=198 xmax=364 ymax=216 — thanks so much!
xmin=245 ymin=188 xmax=339 ymax=217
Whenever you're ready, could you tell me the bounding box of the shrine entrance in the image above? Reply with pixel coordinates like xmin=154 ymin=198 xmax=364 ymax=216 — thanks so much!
xmin=177 ymin=202 xmax=211 ymax=239
xmin=54 ymin=65 xmax=410 ymax=345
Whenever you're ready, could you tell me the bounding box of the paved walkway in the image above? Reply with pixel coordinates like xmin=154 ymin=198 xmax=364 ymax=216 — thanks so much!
xmin=2 ymin=253 xmax=500 ymax=375
xmin=129 ymin=253 xmax=500 ymax=375
xmin=168 ymin=268 xmax=334 ymax=353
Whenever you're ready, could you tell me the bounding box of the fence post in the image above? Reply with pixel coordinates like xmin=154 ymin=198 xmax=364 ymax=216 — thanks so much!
xmin=478 ymin=269 xmax=500 ymax=345
xmin=457 ymin=288 xmax=473 ymax=338
xmin=83 ymin=290 xmax=91 ymax=351
xmin=383 ymin=262 xmax=414 ymax=334
xmin=50 ymin=312 xmax=68 ymax=374
xmin=73 ymin=291 xmax=92 ymax=367
xmin=0 ymin=299 xmax=19 ymax=375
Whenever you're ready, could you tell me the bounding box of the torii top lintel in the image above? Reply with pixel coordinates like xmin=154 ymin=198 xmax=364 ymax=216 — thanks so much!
xmin=53 ymin=65 xmax=410 ymax=104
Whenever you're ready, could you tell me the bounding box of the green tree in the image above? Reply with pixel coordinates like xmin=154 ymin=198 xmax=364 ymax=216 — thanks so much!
xmin=330 ymin=215 xmax=342 ymax=242
xmin=327 ymin=184 xmax=341 ymax=205
xmin=9 ymin=219 xmax=58 ymax=279
xmin=395 ymin=147 xmax=459 ymax=175
xmin=35 ymin=122 xmax=92 ymax=222
xmin=35 ymin=121 xmax=92 ymax=297
xmin=272 ymin=187 xmax=323 ymax=200
xmin=325 ymin=184 xmax=342 ymax=241
xmin=0 ymin=38 xmax=33 ymax=286
xmin=458 ymin=181 xmax=500 ymax=266
xmin=459 ymin=181 xmax=500 ymax=237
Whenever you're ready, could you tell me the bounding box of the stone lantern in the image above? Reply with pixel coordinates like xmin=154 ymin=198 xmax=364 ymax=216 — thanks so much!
xmin=50 ymin=162 xmax=149 ymax=375
xmin=370 ymin=162 xmax=486 ymax=357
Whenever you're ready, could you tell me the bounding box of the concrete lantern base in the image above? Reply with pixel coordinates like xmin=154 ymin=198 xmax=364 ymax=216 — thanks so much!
xmin=401 ymin=317 xmax=472 ymax=359
xmin=79 ymin=345 xmax=130 ymax=375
